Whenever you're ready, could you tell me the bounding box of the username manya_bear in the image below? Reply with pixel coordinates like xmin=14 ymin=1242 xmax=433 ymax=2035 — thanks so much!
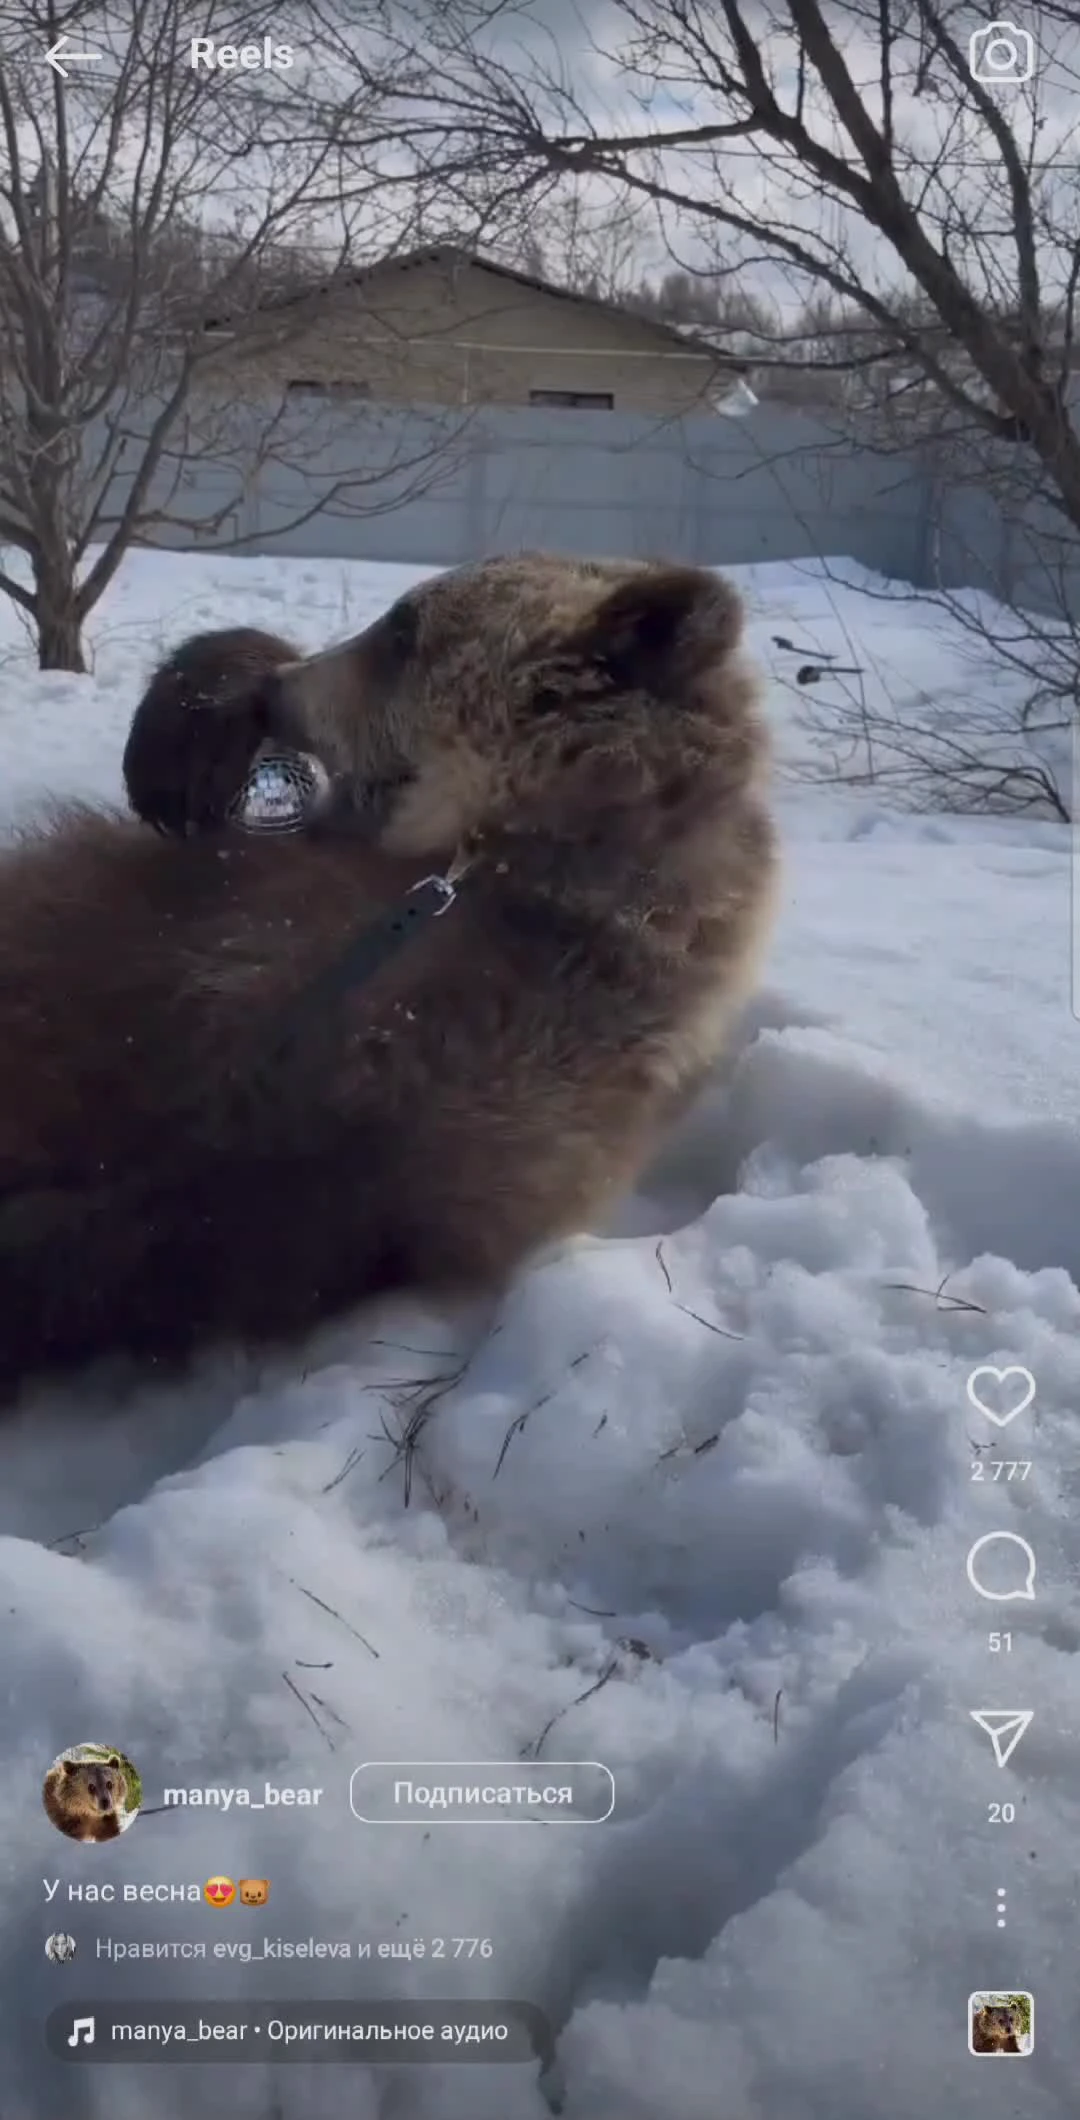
xmin=0 ymin=552 xmax=777 ymax=1401
xmin=43 ymin=1755 xmax=129 ymax=1842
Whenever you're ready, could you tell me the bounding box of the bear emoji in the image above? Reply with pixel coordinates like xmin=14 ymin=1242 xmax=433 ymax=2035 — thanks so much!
xmin=0 ymin=553 xmax=776 ymax=1400
xmin=43 ymin=1755 xmax=129 ymax=1843
xmin=239 ymin=1879 xmax=270 ymax=1907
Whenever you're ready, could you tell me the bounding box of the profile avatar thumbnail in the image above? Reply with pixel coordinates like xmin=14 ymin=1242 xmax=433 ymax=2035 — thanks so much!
xmin=45 ymin=1933 xmax=77 ymax=1965
xmin=968 ymin=1991 xmax=1033 ymax=2056
xmin=42 ymin=1742 xmax=142 ymax=1844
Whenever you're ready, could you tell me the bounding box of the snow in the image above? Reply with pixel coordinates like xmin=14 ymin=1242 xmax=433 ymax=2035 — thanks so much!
xmin=2 ymin=547 xmax=1078 ymax=2118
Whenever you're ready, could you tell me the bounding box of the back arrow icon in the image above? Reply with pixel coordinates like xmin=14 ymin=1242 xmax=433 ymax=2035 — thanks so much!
xmin=45 ymin=36 xmax=102 ymax=79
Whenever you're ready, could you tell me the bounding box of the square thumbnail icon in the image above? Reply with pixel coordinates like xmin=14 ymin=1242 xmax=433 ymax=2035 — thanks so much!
xmin=968 ymin=1991 xmax=1033 ymax=2056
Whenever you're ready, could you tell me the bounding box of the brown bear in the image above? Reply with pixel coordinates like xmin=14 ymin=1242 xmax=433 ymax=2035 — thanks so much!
xmin=43 ymin=1755 xmax=128 ymax=1842
xmin=971 ymin=2002 xmax=1022 ymax=2054
xmin=0 ymin=553 xmax=777 ymax=1402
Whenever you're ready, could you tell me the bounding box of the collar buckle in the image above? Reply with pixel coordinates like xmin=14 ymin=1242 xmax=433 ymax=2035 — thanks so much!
xmin=410 ymin=873 xmax=458 ymax=916
xmin=411 ymin=848 xmax=472 ymax=914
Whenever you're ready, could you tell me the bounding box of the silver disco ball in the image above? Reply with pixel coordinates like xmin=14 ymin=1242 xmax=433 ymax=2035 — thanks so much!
xmin=230 ymin=747 xmax=332 ymax=833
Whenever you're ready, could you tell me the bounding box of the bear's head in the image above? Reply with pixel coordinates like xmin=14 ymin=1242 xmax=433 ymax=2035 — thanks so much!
xmin=64 ymin=1755 xmax=125 ymax=1814
xmin=253 ymin=553 xmax=762 ymax=862
xmin=973 ymin=2003 xmax=1021 ymax=2052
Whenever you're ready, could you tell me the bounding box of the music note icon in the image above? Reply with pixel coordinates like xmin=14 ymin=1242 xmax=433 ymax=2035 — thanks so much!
xmin=67 ymin=2016 xmax=94 ymax=2047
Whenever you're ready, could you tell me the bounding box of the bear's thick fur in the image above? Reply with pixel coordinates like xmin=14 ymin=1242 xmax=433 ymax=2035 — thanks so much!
xmin=0 ymin=553 xmax=777 ymax=1400
xmin=971 ymin=2003 xmax=1022 ymax=2054
xmin=43 ymin=1756 xmax=128 ymax=1842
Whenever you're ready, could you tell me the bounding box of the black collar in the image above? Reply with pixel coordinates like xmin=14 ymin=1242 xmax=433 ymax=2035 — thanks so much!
xmin=265 ymin=871 xmax=462 ymax=1074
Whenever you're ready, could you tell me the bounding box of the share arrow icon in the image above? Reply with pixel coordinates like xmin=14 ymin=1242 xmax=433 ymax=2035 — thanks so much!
xmin=969 ymin=1710 xmax=1034 ymax=1768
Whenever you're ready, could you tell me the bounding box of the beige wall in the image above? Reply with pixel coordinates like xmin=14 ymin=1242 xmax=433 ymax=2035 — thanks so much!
xmin=207 ymin=257 xmax=725 ymax=417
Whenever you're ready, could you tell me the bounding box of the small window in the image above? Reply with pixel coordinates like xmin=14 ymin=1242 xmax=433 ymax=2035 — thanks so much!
xmin=286 ymin=378 xmax=371 ymax=400
xmin=529 ymin=388 xmax=614 ymax=409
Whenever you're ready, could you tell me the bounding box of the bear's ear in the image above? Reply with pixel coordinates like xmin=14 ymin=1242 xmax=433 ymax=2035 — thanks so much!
xmin=576 ymin=566 xmax=743 ymax=692
xmin=107 ymin=1755 xmax=121 ymax=1768
xmin=63 ymin=1759 xmax=79 ymax=1777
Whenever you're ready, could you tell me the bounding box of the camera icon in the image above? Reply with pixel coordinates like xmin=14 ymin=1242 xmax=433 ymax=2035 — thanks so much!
xmin=968 ymin=20 xmax=1035 ymax=82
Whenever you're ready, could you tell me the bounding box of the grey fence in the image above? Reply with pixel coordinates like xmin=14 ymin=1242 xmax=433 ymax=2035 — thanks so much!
xmin=931 ymin=471 xmax=1080 ymax=620
xmin=111 ymin=397 xmax=928 ymax=574
xmin=100 ymin=395 xmax=1079 ymax=616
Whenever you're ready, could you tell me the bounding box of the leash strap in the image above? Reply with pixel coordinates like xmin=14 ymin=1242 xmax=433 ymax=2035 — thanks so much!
xmin=265 ymin=873 xmax=459 ymax=1068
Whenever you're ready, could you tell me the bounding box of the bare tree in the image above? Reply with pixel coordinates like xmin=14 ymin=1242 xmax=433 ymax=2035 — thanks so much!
xmin=628 ymin=269 xmax=778 ymax=344
xmin=319 ymin=0 xmax=1080 ymax=521
xmin=295 ymin=0 xmax=1080 ymax=814
xmin=0 ymin=0 xmax=460 ymax=669
xmin=505 ymin=187 xmax=648 ymax=303
xmin=771 ymin=588 xmax=1072 ymax=820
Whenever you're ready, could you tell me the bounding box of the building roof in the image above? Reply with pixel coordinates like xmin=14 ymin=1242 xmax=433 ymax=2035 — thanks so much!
xmin=205 ymin=243 xmax=750 ymax=371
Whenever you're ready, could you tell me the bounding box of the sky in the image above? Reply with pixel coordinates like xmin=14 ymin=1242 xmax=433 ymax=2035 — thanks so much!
xmin=1 ymin=0 xmax=1077 ymax=335
xmin=360 ymin=0 xmax=1080 ymax=322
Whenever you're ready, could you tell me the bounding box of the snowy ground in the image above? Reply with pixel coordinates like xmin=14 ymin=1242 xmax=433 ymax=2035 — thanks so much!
xmin=1 ymin=548 xmax=1078 ymax=2119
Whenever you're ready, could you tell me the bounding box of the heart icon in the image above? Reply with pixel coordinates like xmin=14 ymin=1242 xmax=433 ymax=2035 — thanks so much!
xmin=966 ymin=1365 xmax=1036 ymax=1429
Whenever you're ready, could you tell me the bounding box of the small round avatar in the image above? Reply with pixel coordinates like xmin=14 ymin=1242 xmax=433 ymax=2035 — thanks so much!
xmin=42 ymin=1742 xmax=142 ymax=1844
xmin=229 ymin=747 xmax=333 ymax=833
xmin=45 ymin=1932 xmax=77 ymax=1965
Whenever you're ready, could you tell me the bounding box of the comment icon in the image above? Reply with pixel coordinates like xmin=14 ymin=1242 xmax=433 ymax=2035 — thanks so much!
xmin=966 ymin=1532 xmax=1037 ymax=1602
